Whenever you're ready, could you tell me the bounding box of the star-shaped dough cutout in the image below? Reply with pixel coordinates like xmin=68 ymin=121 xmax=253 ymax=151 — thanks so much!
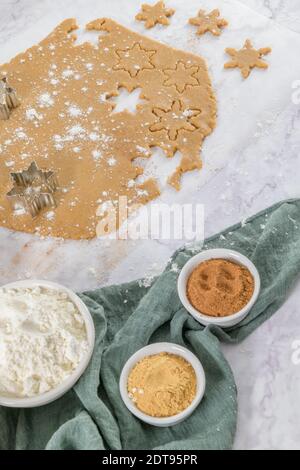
xmin=136 ymin=1 xmax=175 ymax=29
xmin=189 ymin=9 xmax=228 ymax=36
xmin=224 ymin=39 xmax=271 ymax=78
xmin=113 ymin=43 xmax=156 ymax=77
xmin=163 ymin=62 xmax=200 ymax=93
xmin=150 ymin=100 xmax=201 ymax=141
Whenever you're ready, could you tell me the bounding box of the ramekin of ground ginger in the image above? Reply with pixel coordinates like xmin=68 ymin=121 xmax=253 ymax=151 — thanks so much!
xmin=177 ymin=249 xmax=261 ymax=328
xmin=127 ymin=352 xmax=196 ymax=417
xmin=119 ymin=343 xmax=206 ymax=427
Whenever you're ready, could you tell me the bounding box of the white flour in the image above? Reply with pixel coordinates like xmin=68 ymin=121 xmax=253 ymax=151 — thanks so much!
xmin=0 ymin=286 xmax=89 ymax=398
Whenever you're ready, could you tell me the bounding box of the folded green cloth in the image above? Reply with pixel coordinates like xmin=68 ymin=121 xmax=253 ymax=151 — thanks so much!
xmin=1 ymin=199 xmax=300 ymax=450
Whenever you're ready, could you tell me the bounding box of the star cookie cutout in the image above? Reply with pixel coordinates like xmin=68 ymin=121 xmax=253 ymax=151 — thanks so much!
xmin=150 ymin=100 xmax=201 ymax=141
xmin=189 ymin=9 xmax=228 ymax=36
xmin=163 ymin=62 xmax=200 ymax=93
xmin=6 ymin=161 xmax=58 ymax=218
xmin=136 ymin=1 xmax=175 ymax=29
xmin=224 ymin=39 xmax=271 ymax=78
xmin=114 ymin=43 xmax=156 ymax=77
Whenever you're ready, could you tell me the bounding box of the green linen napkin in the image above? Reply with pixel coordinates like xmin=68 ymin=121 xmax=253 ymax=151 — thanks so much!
xmin=1 ymin=199 xmax=300 ymax=450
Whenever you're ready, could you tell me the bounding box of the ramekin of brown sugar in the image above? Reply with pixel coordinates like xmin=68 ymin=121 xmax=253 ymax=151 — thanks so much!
xmin=177 ymin=249 xmax=261 ymax=328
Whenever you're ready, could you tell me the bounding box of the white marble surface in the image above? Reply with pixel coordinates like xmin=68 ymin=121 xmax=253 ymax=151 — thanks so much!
xmin=240 ymin=0 xmax=300 ymax=34
xmin=1 ymin=0 xmax=300 ymax=450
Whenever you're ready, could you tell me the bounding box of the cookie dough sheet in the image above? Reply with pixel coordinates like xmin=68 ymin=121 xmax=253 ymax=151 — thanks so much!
xmin=0 ymin=17 xmax=216 ymax=239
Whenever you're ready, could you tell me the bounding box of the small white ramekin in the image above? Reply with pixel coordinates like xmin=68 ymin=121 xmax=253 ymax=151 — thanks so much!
xmin=119 ymin=342 xmax=206 ymax=427
xmin=0 ymin=279 xmax=95 ymax=408
xmin=177 ymin=248 xmax=261 ymax=328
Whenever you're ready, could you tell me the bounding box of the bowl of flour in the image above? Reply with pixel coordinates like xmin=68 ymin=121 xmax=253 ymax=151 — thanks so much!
xmin=0 ymin=280 xmax=95 ymax=408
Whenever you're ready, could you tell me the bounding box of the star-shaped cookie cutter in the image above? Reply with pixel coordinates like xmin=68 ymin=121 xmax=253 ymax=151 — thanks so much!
xmin=0 ymin=77 xmax=20 ymax=120
xmin=6 ymin=161 xmax=58 ymax=218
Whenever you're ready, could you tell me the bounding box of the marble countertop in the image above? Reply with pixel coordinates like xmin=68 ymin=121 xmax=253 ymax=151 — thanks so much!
xmin=1 ymin=0 xmax=300 ymax=450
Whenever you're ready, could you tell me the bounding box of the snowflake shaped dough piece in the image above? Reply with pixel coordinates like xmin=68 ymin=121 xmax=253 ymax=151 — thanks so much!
xmin=189 ymin=9 xmax=228 ymax=36
xmin=224 ymin=39 xmax=271 ymax=78
xmin=114 ymin=43 xmax=156 ymax=77
xmin=150 ymin=100 xmax=201 ymax=141
xmin=136 ymin=1 xmax=175 ymax=29
xmin=163 ymin=62 xmax=200 ymax=93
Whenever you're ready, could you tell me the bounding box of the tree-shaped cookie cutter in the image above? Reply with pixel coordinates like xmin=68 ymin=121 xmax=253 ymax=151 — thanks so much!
xmin=0 ymin=77 xmax=20 ymax=120
xmin=6 ymin=161 xmax=58 ymax=218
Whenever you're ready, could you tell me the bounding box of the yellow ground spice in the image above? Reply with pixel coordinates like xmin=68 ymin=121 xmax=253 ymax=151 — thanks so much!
xmin=127 ymin=352 xmax=197 ymax=418
xmin=187 ymin=258 xmax=255 ymax=317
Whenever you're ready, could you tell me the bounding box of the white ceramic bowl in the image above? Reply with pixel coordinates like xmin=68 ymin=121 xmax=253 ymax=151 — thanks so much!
xmin=0 ymin=279 xmax=95 ymax=408
xmin=119 ymin=342 xmax=206 ymax=427
xmin=177 ymin=248 xmax=261 ymax=328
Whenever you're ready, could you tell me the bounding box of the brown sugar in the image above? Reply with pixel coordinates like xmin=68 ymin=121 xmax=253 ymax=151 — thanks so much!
xmin=187 ymin=258 xmax=255 ymax=317
xmin=127 ymin=352 xmax=197 ymax=418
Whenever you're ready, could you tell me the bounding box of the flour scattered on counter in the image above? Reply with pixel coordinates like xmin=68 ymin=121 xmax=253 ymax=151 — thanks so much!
xmin=13 ymin=204 xmax=26 ymax=216
xmin=108 ymin=157 xmax=117 ymax=167
xmin=45 ymin=210 xmax=55 ymax=221
xmin=170 ymin=263 xmax=179 ymax=273
xmin=92 ymin=150 xmax=102 ymax=160
xmin=138 ymin=276 xmax=154 ymax=288
xmin=127 ymin=179 xmax=135 ymax=188
xmin=67 ymin=105 xmax=82 ymax=117
xmin=88 ymin=267 xmax=97 ymax=277
xmin=26 ymin=108 xmax=43 ymax=121
xmin=37 ymin=93 xmax=54 ymax=108
xmin=62 ymin=69 xmax=74 ymax=79
xmin=0 ymin=286 xmax=88 ymax=398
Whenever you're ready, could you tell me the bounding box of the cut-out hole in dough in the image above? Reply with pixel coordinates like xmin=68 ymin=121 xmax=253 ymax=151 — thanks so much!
xmin=134 ymin=148 xmax=182 ymax=188
xmin=163 ymin=62 xmax=200 ymax=93
xmin=108 ymin=87 xmax=147 ymax=114
xmin=73 ymin=27 xmax=107 ymax=47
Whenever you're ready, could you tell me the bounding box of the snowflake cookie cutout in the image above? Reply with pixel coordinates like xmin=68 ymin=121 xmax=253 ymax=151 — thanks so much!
xmin=136 ymin=1 xmax=175 ymax=29
xmin=224 ymin=39 xmax=271 ymax=79
xmin=150 ymin=100 xmax=201 ymax=141
xmin=189 ymin=9 xmax=228 ymax=36
xmin=113 ymin=43 xmax=156 ymax=77
xmin=163 ymin=62 xmax=200 ymax=93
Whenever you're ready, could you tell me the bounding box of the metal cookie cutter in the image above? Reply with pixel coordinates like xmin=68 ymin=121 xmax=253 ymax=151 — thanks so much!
xmin=6 ymin=161 xmax=58 ymax=218
xmin=0 ymin=77 xmax=20 ymax=120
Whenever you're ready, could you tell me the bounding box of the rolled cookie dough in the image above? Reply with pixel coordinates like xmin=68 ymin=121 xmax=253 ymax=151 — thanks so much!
xmin=0 ymin=18 xmax=216 ymax=239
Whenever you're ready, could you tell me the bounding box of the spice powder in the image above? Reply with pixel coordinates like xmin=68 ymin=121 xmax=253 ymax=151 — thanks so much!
xmin=127 ymin=352 xmax=197 ymax=418
xmin=187 ymin=258 xmax=255 ymax=317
